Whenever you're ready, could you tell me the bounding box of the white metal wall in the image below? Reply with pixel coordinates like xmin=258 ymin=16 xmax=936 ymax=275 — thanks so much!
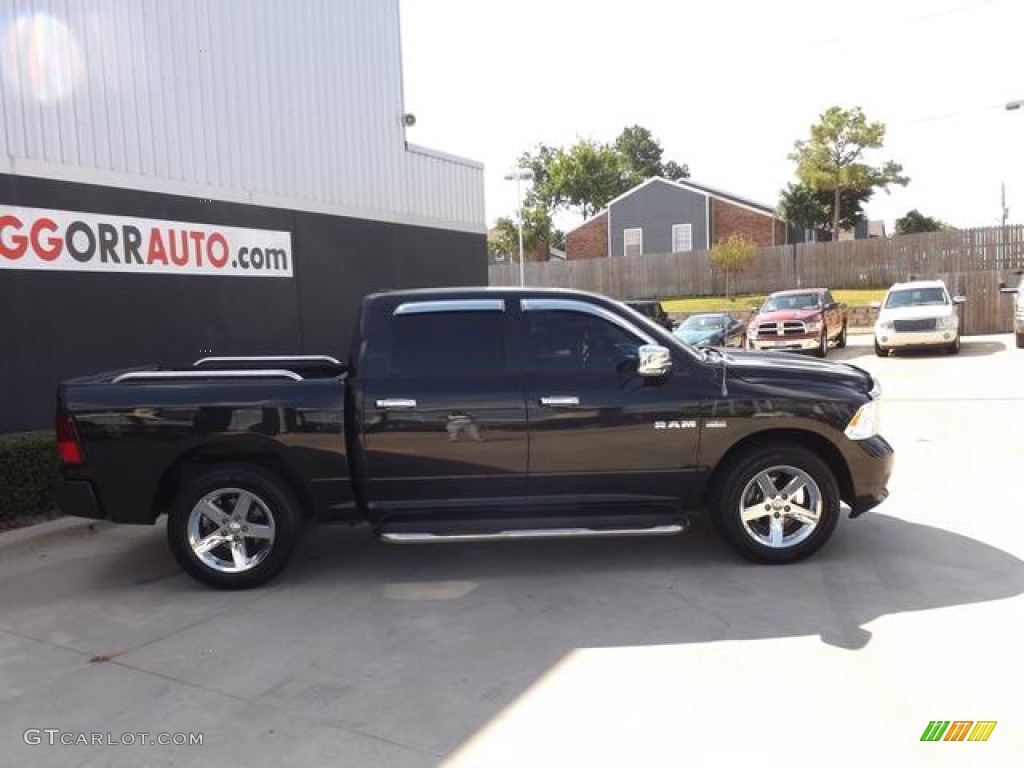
xmin=0 ymin=0 xmax=484 ymax=233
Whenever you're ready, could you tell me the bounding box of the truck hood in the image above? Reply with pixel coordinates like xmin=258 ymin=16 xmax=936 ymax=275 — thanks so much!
xmin=877 ymin=305 xmax=955 ymax=322
xmin=714 ymin=349 xmax=874 ymax=394
xmin=675 ymin=329 xmax=721 ymax=345
xmin=754 ymin=308 xmax=822 ymax=323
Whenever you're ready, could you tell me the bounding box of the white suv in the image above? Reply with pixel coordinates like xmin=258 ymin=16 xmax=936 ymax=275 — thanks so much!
xmin=873 ymin=280 xmax=964 ymax=357
xmin=1000 ymin=275 xmax=1024 ymax=348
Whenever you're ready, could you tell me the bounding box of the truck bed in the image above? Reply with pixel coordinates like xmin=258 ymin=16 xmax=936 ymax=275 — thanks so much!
xmin=56 ymin=356 xmax=356 ymax=526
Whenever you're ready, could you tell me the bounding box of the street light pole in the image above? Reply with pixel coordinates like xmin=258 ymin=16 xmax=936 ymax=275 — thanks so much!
xmin=503 ymin=168 xmax=535 ymax=286
xmin=1006 ymin=101 xmax=1023 ymax=266
xmin=516 ymin=172 xmax=525 ymax=287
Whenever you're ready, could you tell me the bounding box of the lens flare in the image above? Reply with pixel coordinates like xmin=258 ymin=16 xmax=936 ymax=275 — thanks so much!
xmin=2 ymin=13 xmax=83 ymax=103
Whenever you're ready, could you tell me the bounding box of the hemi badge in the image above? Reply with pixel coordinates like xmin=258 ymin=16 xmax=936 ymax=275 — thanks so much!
xmin=706 ymin=420 xmax=727 ymax=429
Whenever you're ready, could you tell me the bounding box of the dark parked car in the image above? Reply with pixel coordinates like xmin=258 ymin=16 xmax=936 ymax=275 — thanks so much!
xmin=55 ymin=287 xmax=893 ymax=589
xmin=673 ymin=313 xmax=746 ymax=348
xmin=625 ymin=299 xmax=674 ymax=330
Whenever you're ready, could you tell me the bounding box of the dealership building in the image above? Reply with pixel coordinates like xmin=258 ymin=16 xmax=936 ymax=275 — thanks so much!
xmin=0 ymin=0 xmax=485 ymax=431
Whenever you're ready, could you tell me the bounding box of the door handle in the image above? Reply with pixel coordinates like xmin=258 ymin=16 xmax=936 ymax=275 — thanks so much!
xmin=540 ymin=396 xmax=580 ymax=407
xmin=375 ymin=398 xmax=417 ymax=409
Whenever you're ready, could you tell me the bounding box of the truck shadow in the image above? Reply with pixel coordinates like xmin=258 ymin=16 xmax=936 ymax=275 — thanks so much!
xmin=13 ymin=511 xmax=1020 ymax=656
xmin=282 ymin=511 xmax=1021 ymax=652
xmin=2 ymin=513 xmax=1020 ymax=763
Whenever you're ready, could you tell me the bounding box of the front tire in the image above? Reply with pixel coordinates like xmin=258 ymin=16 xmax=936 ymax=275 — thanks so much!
xmin=836 ymin=323 xmax=848 ymax=348
xmin=167 ymin=465 xmax=301 ymax=589
xmin=709 ymin=444 xmax=840 ymax=564
xmin=874 ymin=339 xmax=888 ymax=357
xmin=946 ymin=334 xmax=961 ymax=355
xmin=814 ymin=330 xmax=828 ymax=358
xmin=1016 ymin=331 xmax=1024 ymax=349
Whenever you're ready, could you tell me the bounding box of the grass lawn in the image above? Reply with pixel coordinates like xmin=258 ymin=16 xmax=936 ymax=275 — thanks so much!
xmin=662 ymin=289 xmax=886 ymax=314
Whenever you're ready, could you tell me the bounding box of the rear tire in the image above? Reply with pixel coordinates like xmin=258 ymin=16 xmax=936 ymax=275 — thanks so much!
xmin=708 ymin=444 xmax=840 ymax=564
xmin=167 ymin=465 xmax=300 ymax=589
xmin=836 ymin=323 xmax=847 ymax=349
xmin=1015 ymin=331 xmax=1023 ymax=349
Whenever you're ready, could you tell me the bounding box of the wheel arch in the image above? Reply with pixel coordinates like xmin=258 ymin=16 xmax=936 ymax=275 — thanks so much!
xmin=152 ymin=445 xmax=316 ymax=521
xmin=704 ymin=429 xmax=854 ymax=507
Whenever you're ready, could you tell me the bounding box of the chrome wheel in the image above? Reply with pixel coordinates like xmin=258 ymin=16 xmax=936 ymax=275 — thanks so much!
xmin=186 ymin=487 xmax=276 ymax=574
xmin=738 ymin=465 xmax=822 ymax=549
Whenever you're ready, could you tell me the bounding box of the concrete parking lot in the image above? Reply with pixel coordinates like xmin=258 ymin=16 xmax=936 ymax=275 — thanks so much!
xmin=1 ymin=334 xmax=1022 ymax=767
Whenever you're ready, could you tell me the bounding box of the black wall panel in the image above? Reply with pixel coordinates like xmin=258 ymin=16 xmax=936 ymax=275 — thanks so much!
xmin=0 ymin=174 xmax=485 ymax=431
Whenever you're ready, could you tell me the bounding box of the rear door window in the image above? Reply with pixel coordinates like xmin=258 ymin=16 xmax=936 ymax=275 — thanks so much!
xmin=389 ymin=311 xmax=506 ymax=376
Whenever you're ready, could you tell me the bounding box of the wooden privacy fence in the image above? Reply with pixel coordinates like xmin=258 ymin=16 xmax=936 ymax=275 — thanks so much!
xmin=489 ymin=225 xmax=1024 ymax=334
xmin=939 ymin=270 xmax=1016 ymax=335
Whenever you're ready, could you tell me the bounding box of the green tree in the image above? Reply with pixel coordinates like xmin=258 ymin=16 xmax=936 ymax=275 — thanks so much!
xmin=789 ymin=106 xmax=908 ymax=237
xmin=541 ymin=140 xmax=625 ymax=219
xmin=778 ymin=182 xmax=873 ymax=237
xmin=778 ymin=183 xmax=829 ymax=232
xmin=517 ymin=143 xmax=559 ymax=209
xmin=895 ymin=209 xmax=952 ymax=235
xmin=490 ymin=205 xmax=562 ymax=262
xmin=614 ymin=125 xmax=690 ymax=184
xmin=517 ymin=126 xmax=690 ymax=220
xmin=709 ymin=234 xmax=756 ymax=299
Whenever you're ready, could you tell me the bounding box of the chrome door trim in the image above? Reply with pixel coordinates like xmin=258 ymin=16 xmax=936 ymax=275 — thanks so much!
xmin=539 ymin=396 xmax=580 ymax=407
xmin=394 ymin=299 xmax=506 ymax=315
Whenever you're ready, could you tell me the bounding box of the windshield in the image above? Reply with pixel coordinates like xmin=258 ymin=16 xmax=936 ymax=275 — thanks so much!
xmin=884 ymin=287 xmax=949 ymax=308
xmin=679 ymin=316 xmax=725 ymax=331
xmin=761 ymin=293 xmax=821 ymax=312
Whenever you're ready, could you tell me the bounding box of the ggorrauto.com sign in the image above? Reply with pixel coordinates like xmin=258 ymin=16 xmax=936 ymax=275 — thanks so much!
xmin=0 ymin=204 xmax=293 ymax=278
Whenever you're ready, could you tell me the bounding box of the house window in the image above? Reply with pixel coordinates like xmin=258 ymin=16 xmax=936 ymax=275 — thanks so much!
xmin=623 ymin=228 xmax=643 ymax=257
xmin=672 ymin=223 xmax=693 ymax=253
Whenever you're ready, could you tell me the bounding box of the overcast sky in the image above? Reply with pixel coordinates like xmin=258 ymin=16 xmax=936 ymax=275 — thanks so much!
xmin=400 ymin=0 xmax=1024 ymax=233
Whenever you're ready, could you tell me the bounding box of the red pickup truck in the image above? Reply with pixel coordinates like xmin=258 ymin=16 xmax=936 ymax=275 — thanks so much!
xmin=747 ymin=288 xmax=848 ymax=358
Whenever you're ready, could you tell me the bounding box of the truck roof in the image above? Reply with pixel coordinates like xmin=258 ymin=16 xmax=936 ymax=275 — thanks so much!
xmin=365 ymin=285 xmax=617 ymax=302
xmin=887 ymin=279 xmax=947 ymax=290
xmin=768 ymin=288 xmax=827 ymax=296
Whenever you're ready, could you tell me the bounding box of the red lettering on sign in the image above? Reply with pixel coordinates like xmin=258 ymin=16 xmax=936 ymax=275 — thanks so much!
xmin=0 ymin=215 xmax=28 ymax=259
xmin=30 ymin=217 xmax=63 ymax=261
xmin=207 ymin=233 xmax=229 ymax=268
xmin=147 ymin=228 xmax=168 ymax=264
xmin=190 ymin=231 xmax=206 ymax=267
xmin=169 ymin=230 xmax=189 ymax=266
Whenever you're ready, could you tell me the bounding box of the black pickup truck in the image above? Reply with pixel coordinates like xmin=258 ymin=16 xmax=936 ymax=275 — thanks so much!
xmin=55 ymin=287 xmax=893 ymax=588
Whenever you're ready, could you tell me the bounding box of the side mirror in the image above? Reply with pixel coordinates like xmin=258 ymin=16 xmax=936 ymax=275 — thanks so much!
xmin=870 ymin=301 xmax=881 ymax=309
xmin=637 ymin=344 xmax=672 ymax=377
xmin=953 ymin=295 xmax=966 ymax=304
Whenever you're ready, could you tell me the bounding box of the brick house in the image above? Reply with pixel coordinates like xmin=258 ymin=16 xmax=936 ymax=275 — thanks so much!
xmin=565 ymin=177 xmax=787 ymax=260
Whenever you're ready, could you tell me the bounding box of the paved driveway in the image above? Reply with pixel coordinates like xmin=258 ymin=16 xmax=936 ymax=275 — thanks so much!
xmin=1 ymin=335 xmax=1022 ymax=767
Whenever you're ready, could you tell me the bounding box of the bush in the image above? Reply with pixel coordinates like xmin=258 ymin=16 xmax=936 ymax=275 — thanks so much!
xmin=0 ymin=431 xmax=59 ymax=520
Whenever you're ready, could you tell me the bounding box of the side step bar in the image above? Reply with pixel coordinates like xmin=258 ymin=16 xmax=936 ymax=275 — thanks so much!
xmin=380 ymin=524 xmax=686 ymax=544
